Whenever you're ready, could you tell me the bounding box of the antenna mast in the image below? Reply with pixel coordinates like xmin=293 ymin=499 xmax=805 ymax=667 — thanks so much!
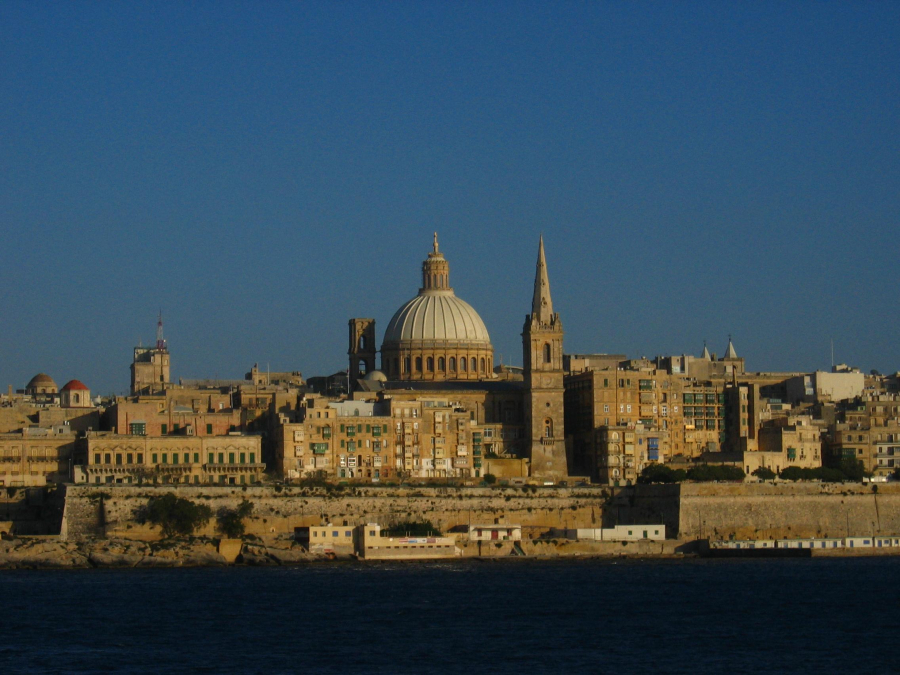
xmin=156 ymin=311 xmax=167 ymax=350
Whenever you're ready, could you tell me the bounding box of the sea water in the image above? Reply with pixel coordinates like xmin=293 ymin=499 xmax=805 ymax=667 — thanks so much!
xmin=0 ymin=557 xmax=895 ymax=674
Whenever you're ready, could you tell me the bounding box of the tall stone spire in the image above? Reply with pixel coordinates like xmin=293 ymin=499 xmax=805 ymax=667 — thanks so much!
xmin=531 ymin=235 xmax=554 ymax=324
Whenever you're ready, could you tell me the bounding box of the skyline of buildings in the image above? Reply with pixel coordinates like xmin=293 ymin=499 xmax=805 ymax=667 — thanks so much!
xmin=2 ymin=234 xmax=898 ymax=489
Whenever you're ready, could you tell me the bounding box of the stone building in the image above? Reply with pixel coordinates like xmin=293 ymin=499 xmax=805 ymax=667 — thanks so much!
xmin=78 ymin=433 xmax=264 ymax=485
xmin=25 ymin=373 xmax=58 ymax=399
xmin=60 ymin=380 xmax=91 ymax=408
xmin=131 ymin=315 xmax=172 ymax=395
xmin=824 ymin=394 xmax=900 ymax=477
xmin=0 ymin=425 xmax=77 ymax=487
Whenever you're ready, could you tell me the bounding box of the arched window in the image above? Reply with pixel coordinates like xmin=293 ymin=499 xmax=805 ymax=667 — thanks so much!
xmin=461 ymin=358 xmax=467 ymax=372
xmin=427 ymin=357 xmax=434 ymax=372
xmin=480 ymin=357 xmax=485 ymax=372
xmin=359 ymin=335 xmax=367 ymax=350
xmin=358 ymin=359 xmax=367 ymax=376
xmin=415 ymin=357 xmax=422 ymax=372
xmin=73 ymin=393 xmax=80 ymax=404
xmin=544 ymin=418 xmax=553 ymax=438
xmin=543 ymin=343 xmax=551 ymax=363
xmin=438 ymin=357 xmax=445 ymax=371
xmin=404 ymin=357 xmax=411 ymax=374
xmin=471 ymin=357 xmax=477 ymax=372
xmin=449 ymin=357 xmax=456 ymax=371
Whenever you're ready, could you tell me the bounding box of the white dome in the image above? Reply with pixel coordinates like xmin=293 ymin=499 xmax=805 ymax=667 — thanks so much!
xmin=383 ymin=289 xmax=491 ymax=346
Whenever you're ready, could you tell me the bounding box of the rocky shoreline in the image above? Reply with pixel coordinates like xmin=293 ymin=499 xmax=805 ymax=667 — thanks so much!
xmin=0 ymin=536 xmax=324 ymax=569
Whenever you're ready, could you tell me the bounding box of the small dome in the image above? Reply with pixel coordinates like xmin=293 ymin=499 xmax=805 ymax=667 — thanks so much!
xmin=383 ymin=291 xmax=491 ymax=345
xmin=61 ymin=379 xmax=89 ymax=391
xmin=362 ymin=370 xmax=388 ymax=382
xmin=27 ymin=373 xmax=56 ymax=389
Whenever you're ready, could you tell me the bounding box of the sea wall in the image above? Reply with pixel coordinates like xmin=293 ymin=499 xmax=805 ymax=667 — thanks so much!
xmin=61 ymin=485 xmax=609 ymax=541
xmin=617 ymin=483 xmax=900 ymax=540
xmin=59 ymin=482 xmax=900 ymax=544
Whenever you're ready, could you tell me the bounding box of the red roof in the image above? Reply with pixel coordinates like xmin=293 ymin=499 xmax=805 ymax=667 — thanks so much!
xmin=61 ymin=379 xmax=89 ymax=391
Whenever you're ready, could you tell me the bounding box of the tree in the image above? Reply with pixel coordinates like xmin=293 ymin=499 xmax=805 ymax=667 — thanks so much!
xmin=752 ymin=467 xmax=776 ymax=481
xmin=482 ymin=473 xmax=497 ymax=485
xmin=382 ymin=520 xmax=440 ymax=537
xmin=142 ymin=493 xmax=212 ymax=538
xmin=638 ymin=464 xmax=685 ymax=484
xmin=217 ymin=499 xmax=254 ymax=538
xmin=838 ymin=458 xmax=866 ymax=482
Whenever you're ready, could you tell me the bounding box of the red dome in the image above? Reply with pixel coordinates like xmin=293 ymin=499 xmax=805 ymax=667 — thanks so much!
xmin=61 ymin=379 xmax=89 ymax=391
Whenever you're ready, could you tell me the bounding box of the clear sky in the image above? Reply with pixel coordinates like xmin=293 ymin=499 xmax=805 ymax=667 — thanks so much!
xmin=1 ymin=1 xmax=898 ymax=394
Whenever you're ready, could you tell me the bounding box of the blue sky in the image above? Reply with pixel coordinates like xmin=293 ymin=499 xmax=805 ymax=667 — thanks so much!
xmin=1 ymin=2 xmax=898 ymax=394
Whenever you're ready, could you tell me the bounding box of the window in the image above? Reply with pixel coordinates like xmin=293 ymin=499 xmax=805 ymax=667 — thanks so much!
xmin=94 ymin=454 xmax=101 ymax=464
xmin=543 ymin=343 xmax=551 ymax=363
xmin=193 ymin=453 xmax=199 ymax=463
xmin=427 ymin=357 xmax=434 ymax=372
xmin=173 ymin=424 xmax=180 ymax=432
xmin=461 ymin=358 xmax=467 ymax=372
xmin=206 ymin=424 xmax=213 ymax=434
xmin=208 ymin=453 xmax=214 ymax=464
xmin=218 ymin=453 xmax=224 ymax=463
xmin=449 ymin=357 xmax=456 ymax=371
xmin=438 ymin=357 xmax=445 ymax=371
xmin=161 ymin=424 xmax=168 ymax=435
xmin=471 ymin=357 xmax=477 ymax=372
xmin=250 ymin=453 xmax=255 ymax=463
xmin=137 ymin=453 xmax=143 ymax=464
xmin=240 ymin=452 xmax=246 ymax=463
xmin=415 ymin=357 xmax=422 ymax=372
xmin=104 ymin=453 xmax=111 ymax=464
xmin=480 ymin=358 xmax=486 ymax=372
xmin=404 ymin=357 xmax=410 ymax=373
xmin=544 ymin=418 xmax=553 ymax=438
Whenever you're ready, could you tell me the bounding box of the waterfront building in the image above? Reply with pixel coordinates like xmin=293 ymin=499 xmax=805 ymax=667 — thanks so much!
xmin=78 ymin=433 xmax=264 ymax=485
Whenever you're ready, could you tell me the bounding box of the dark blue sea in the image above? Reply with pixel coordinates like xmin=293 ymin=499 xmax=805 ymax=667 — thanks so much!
xmin=1 ymin=557 xmax=896 ymax=674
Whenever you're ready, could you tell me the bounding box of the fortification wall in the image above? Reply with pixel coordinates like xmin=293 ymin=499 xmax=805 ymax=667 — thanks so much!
xmin=61 ymin=483 xmax=900 ymax=544
xmin=616 ymin=483 xmax=900 ymax=540
xmin=62 ymin=485 xmax=609 ymax=541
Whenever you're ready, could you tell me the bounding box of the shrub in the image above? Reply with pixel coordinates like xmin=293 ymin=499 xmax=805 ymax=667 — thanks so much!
xmin=142 ymin=493 xmax=212 ymax=537
xmin=483 ymin=473 xmax=497 ymax=485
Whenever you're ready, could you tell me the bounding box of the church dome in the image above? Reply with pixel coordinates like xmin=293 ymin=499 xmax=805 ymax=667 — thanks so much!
xmin=380 ymin=234 xmax=494 ymax=381
xmin=383 ymin=291 xmax=491 ymax=345
xmin=27 ymin=373 xmax=56 ymax=388
xmin=26 ymin=373 xmax=58 ymax=395
xmin=362 ymin=370 xmax=388 ymax=382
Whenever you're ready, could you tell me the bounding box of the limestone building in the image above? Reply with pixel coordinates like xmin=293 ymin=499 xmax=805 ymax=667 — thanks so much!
xmin=131 ymin=315 xmax=172 ymax=395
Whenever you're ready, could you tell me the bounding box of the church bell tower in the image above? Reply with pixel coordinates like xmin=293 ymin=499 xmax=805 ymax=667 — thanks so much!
xmin=348 ymin=318 xmax=377 ymax=387
xmin=522 ymin=236 xmax=568 ymax=479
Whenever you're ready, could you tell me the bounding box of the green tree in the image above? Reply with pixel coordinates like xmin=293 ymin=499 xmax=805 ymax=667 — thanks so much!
xmin=838 ymin=458 xmax=866 ymax=482
xmin=142 ymin=493 xmax=212 ymax=537
xmin=217 ymin=499 xmax=254 ymax=538
xmin=482 ymin=473 xmax=497 ymax=485
xmin=752 ymin=467 xmax=776 ymax=481
xmin=638 ymin=464 xmax=685 ymax=484
xmin=382 ymin=520 xmax=440 ymax=537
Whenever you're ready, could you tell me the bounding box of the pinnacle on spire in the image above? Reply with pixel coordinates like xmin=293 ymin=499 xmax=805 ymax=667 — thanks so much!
xmin=725 ymin=335 xmax=738 ymax=359
xmin=531 ymin=235 xmax=554 ymax=323
xmin=701 ymin=340 xmax=711 ymax=360
xmin=433 ymin=231 xmax=439 ymax=254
